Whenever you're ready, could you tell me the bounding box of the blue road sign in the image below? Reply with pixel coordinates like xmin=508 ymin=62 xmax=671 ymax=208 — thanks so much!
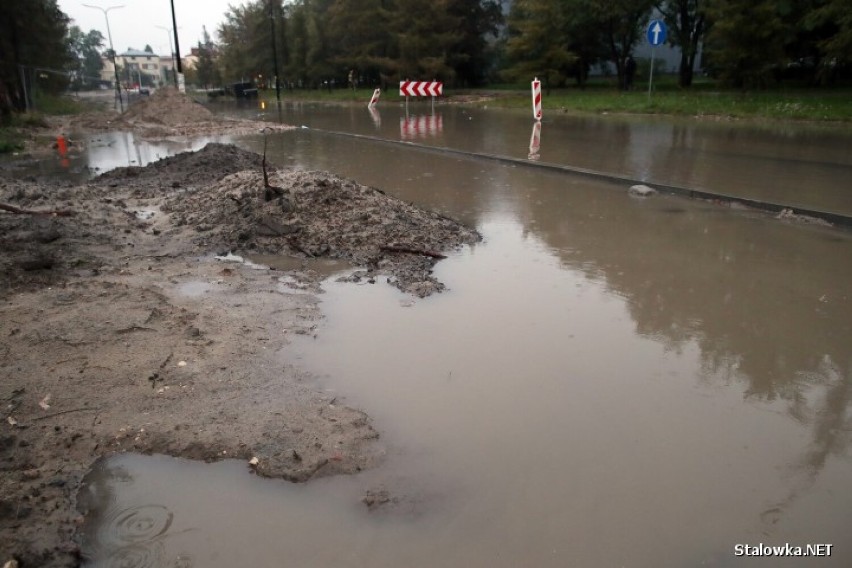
xmin=647 ymin=19 xmax=667 ymax=46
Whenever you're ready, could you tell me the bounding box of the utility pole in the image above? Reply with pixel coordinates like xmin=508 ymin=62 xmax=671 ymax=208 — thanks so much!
xmin=269 ymin=0 xmax=281 ymax=105
xmin=83 ymin=3 xmax=124 ymax=112
xmin=170 ymin=0 xmax=183 ymax=91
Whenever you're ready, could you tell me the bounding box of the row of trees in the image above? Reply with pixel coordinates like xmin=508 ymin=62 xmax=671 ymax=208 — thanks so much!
xmin=217 ymin=0 xmax=503 ymax=90
xmin=1 ymin=0 xmax=72 ymax=119
xmin=2 ymin=0 xmax=851 ymax=119
xmin=0 ymin=0 xmax=111 ymax=119
xmin=214 ymin=0 xmax=852 ymax=91
xmin=501 ymin=0 xmax=852 ymax=89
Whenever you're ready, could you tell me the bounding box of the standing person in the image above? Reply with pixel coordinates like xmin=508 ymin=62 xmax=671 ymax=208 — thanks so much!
xmin=348 ymin=69 xmax=356 ymax=90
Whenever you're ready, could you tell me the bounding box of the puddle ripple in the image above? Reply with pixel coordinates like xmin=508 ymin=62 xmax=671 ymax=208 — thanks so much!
xmin=100 ymin=504 xmax=173 ymax=545
xmin=87 ymin=504 xmax=186 ymax=568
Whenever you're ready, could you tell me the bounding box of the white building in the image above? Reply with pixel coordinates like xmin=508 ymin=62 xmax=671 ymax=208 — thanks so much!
xmin=100 ymin=49 xmax=176 ymax=87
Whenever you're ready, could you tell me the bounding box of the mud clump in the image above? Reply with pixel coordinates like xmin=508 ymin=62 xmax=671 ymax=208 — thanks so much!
xmin=95 ymin=142 xmax=264 ymax=198
xmin=156 ymin=149 xmax=480 ymax=296
xmin=121 ymin=87 xmax=213 ymax=125
xmin=53 ymin=88 xmax=291 ymax=141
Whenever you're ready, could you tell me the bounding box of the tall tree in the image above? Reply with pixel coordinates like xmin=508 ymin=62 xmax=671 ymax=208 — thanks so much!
xmin=656 ymin=0 xmax=708 ymax=87
xmin=582 ymin=0 xmax=655 ymax=90
xmin=391 ymin=0 xmax=461 ymax=80
xmin=504 ymin=0 xmax=579 ymax=88
xmin=327 ymin=0 xmax=396 ymax=84
xmin=805 ymin=0 xmax=852 ymax=83
xmin=445 ymin=0 xmax=504 ymax=87
xmin=196 ymin=26 xmax=221 ymax=88
xmin=66 ymin=26 xmax=105 ymax=88
xmin=704 ymin=0 xmax=787 ymax=88
xmin=0 ymin=0 xmax=71 ymax=118
xmin=218 ymin=1 xmax=275 ymax=83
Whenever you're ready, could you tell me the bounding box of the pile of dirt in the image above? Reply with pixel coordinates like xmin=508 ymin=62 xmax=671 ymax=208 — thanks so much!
xmin=160 ymin=160 xmax=481 ymax=296
xmin=52 ymin=88 xmax=292 ymax=140
xmin=94 ymin=142 xmax=264 ymax=197
xmin=121 ymin=87 xmax=213 ymax=125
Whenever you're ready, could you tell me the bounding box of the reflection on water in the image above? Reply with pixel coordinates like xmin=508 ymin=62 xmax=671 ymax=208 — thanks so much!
xmin=527 ymin=121 xmax=542 ymax=161
xmin=400 ymin=112 xmax=444 ymax=140
xmin=81 ymin=129 xmax=852 ymax=567
xmin=84 ymin=132 xmax=233 ymax=173
xmin=4 ymin=131 xmax=233 ymax=183
xmin=220 ymin=101 xmax=852 ymax=215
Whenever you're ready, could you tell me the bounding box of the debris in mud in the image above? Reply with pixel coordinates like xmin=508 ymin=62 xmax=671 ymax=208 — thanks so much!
xmin=628 ymin=184 xmax=657 ymax=197
xmin=362 ymin=488 xmax=397 ymax=510
xmin=0 ymin=139 xmax=476 ymax=566
xmin=776 ymin=208 xmax=832 ymax=226
xmin=95 ymin=142 xmax=265 ymax=198
xmin=160 ymin=159 xmax=480 ymax=296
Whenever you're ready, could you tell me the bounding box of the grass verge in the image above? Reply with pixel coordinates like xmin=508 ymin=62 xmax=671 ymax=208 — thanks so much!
xmin=257 ymin=77 xmax=852 ymax=122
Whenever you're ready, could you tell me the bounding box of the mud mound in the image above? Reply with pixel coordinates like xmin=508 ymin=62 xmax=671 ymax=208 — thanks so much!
xmin=163 ymin=165 xmax=480 ymax=296
xmin=58 ymin=89 xmax=292 ymax=140
xmin=94 ymin=143 xmax=263 ymax=197
xmin=122 ymin=87 xmax=213 ymax=125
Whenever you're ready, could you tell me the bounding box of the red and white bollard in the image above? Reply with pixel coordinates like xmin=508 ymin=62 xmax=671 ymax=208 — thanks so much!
xmin=531 ymin=77 xmax=542 ymax=121
xmin=368 ymin=88 xmax=381 ymax=108
xmin=528 ymin=121 xmax=541 ymax=161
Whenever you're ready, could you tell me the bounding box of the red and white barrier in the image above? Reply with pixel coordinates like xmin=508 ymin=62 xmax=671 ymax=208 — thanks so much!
xmin=400 ymin=114 xmax=443 ymax=140
xmin=531 ymin=77 xmax=542 ymax=121
xmin=368 ymin=88 xmax=381 ymax=108
xmin=368 ymin=106 xmax=381 ymax=127
xmin=528 ymin=121 xmax=541 ymax=161
xmin=399 ymin=81 xmax=443 ymax=97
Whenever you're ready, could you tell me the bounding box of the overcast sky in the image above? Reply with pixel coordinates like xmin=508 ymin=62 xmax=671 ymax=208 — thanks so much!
xmin=58 ymin=0 xmax=248 ymax=57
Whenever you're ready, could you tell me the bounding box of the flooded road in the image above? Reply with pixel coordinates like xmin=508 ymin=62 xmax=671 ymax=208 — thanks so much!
xmin=77 ymin=119 xmax=852 ymax=567
xmin=228 ymin=102 xmax=852 ymax=216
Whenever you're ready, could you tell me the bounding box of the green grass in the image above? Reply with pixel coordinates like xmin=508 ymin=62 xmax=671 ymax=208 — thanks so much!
xmin=0 ymin=127 xmax=25 ymax=154
xmin=0 ymin=93 xmax=88 ymax=154
xmin=32 ymin=93 xmax=84 ymax=115
xmin=487 ymin=85 xmax=852 ymax=122
xmin=257 ymin=77 xmax=852 ymax=122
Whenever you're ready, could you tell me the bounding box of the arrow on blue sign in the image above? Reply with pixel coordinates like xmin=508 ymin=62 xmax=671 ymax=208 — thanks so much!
xmin=647 ymin=19 xmax=667 ymax=46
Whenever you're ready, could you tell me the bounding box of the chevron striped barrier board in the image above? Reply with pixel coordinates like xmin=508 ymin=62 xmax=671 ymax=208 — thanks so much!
xmin=399 ymin=81 xmax=443 ymax=97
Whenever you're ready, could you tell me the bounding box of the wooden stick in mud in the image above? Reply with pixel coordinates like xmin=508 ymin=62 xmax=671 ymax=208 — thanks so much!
xmin=381 ymin=245 xmax=447 ymax=259
xmin=261 ymin=128 xmax=284 ymax=201
xmin=0 ymin=202 xmax=75 ymax=217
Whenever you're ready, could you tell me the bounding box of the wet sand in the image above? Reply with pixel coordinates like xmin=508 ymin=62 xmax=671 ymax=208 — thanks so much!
xmin=0 ymin=102 xmax=476 ymax=565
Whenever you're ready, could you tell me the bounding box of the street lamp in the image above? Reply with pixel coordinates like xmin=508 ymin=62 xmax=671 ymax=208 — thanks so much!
xmin=156 ymin=25 xmax=179 ymax=88
xmin=83 ymin=3 xmax=124 ymax=112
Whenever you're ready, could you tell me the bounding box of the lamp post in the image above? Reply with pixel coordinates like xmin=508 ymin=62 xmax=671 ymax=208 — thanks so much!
xmin=83 ymin=3 xmax=124 ymax=112
xmin=156 ymin=25 xmax=179 ymax=88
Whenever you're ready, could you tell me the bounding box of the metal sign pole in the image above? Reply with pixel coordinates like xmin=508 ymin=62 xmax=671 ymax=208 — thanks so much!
xmin=648 ymin=48 xmax=655 ymax=98
xmin=645 ymin=19 xmax=667 ymax=100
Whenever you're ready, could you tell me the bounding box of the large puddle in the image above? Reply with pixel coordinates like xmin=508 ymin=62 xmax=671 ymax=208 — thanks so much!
xmin=225 ymin=102 xmax=852 ymax=216
xmin=77 ymin=122 xmax=852 ymax=566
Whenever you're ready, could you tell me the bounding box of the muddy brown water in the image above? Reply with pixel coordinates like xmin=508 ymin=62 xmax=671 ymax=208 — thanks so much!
xmin=70 ymin=110 xmax=852 ymax=567
xmin=228 ymin=102 xmax=852 ymax=216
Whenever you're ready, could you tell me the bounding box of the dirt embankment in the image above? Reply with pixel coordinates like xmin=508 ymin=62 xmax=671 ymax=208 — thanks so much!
xmin=11 ymin=88 xmax=290 ymax=160
xmin=0 ymin=141 xmax=479 ymax=566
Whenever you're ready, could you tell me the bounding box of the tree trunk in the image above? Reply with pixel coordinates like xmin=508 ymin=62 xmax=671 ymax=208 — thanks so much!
xmin=678 ymin=55 xmax=694 ymax=87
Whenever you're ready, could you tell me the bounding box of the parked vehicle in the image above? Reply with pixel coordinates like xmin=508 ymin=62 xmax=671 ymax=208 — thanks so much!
xmin=229 ymin=81 xmax=258 ymax=99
